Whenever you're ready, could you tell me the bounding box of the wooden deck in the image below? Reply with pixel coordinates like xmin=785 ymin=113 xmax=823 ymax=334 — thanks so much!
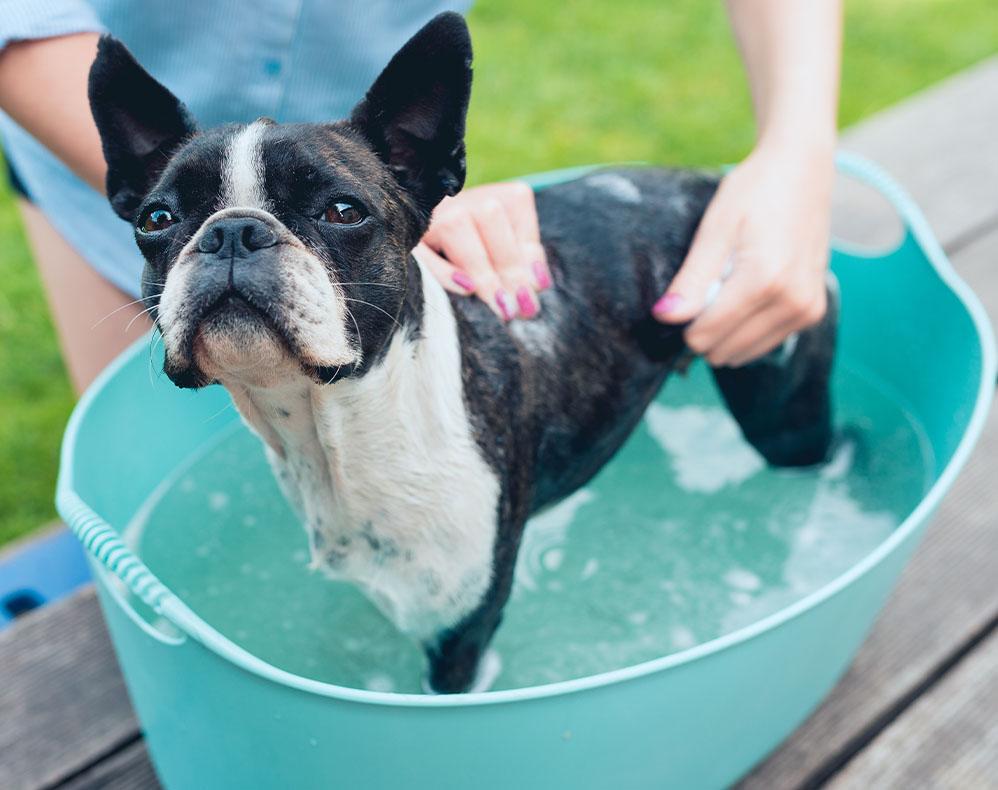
xmin=3 ymin=59 xmax=998 ymax=790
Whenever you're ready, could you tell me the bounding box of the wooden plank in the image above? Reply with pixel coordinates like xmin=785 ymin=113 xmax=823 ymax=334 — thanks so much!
xmin=57 ymin=740 xmax=159 ymax=790
xmin=738 ymin=234 xmax=998 ymax=790
xmin=0 ymin=587 xmax=139 ymax=790
xmin=831 ymin=57 xmax=998 ymax=252
xmin=827 ymin=630 xmax=998 ymax=790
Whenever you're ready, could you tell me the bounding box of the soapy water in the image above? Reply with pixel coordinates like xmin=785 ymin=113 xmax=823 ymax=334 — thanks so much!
xmin=122 ymin=362 xmax=931 ymax=693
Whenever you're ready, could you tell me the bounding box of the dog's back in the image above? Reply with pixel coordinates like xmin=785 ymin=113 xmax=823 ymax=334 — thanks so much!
xmin=451 ymin=164 xmax=836 ymax=516
xmin=529 ymin=167 xmax=720 ymax=507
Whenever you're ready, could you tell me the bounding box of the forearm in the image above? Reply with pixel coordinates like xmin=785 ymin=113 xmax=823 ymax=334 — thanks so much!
xmin=725 ymin=0 xmax=842 ymax=154
xmin=0 ymin=33 xmax=106 ymax=191
xmin=657 ymin=2 xmax=843 ymax=363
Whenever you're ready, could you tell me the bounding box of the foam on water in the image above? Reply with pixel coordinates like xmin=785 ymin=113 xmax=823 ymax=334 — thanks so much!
xmin=122 ymin=362 xmax=931 ymax=693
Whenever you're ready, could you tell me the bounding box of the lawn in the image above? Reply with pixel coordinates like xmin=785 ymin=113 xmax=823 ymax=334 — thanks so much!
xmin=0 ymin=0 xmax=995 ymax=546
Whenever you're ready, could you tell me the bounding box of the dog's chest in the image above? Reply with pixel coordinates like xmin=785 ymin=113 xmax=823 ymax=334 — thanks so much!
xmin=241 ymin=271 xmax=501 ymax=640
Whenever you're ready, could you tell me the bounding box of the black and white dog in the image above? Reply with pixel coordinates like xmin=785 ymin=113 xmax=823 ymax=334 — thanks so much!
xmin=89 ymin=13 xmax=836 ymax=692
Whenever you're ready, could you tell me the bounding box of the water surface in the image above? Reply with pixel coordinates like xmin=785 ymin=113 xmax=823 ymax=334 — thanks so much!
xmin=125 ymin=361 xmax=931 ymax=693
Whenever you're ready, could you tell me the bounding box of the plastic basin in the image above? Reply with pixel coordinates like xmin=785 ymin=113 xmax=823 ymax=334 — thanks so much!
xmin=56 ymin=154 xmax=995 ymax=789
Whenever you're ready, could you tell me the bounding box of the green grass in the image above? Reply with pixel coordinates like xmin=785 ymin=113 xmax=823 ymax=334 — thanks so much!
xmin=0 ymin=166 xmax=75 ymax=545
xmin=0 ymin=0 xmax=995 ymax=546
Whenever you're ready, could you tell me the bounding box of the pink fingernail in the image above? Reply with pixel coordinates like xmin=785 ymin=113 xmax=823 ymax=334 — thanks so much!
xmin=495 ymin=289 xmax=514 ymax=321
xmin=452 ymin=271 xmax=475 ymax=292
xmin=516 ymin=286 xmax=538 ymax=319
xmin=532 ymin=260 xmax=552 ymax=290
xmin=653 ymin=293 xmax=684 ymax=317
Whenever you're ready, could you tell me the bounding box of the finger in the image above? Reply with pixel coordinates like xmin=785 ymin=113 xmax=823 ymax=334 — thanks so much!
xmin=683 ymin=264 xmax=773 ymax=354
xmin=412 ymin=243 xmax=475 ymax=296
xmin=725 ymin=320 xmax=802 ymax=368
xmin=497 ymin=181 xmax=541 ymax=245
xmin=496 ymin=182 xmax=551 ymax=290
xmin=696 ymin=268 xmax=828 ymax=365
xmin=703 ymin=308 xmax=796 ymax=367
xmin=429 ymin=211 xmax=513 ymax=320
xmin=653 ymin=196 xmax=739 ymax=323
xmin=471 ymin=199 xmax=539 ymax=319
xmin=724 ymin=286 xmax=826 ymax=367
xmin=522 ymin=240 xmax=553 ymax=291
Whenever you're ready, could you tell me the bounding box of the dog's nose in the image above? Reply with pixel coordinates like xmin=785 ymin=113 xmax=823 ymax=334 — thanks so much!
xmin=197 ymin=217 xmax=278 ymax=257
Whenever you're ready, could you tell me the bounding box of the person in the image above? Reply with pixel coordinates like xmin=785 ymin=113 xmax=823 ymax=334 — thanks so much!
xmin=0 ymin=1 xmax=841 ymax=393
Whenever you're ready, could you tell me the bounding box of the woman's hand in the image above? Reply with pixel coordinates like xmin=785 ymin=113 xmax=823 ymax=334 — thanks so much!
xmin=653 ymin=140 xmax=835 ymax=367
xmin=654 ymin=0 xmax=841 ymax=367
xmin=414 ymin=181 xmax=552 ymax=320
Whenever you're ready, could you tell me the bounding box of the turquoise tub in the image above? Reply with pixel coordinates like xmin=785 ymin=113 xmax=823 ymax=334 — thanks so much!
xmin=57 ymin=154 xmax=995 ymax=789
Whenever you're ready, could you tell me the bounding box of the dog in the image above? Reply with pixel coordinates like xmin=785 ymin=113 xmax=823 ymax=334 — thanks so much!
xmin=88 ymin=12 xmax=836 ymax=693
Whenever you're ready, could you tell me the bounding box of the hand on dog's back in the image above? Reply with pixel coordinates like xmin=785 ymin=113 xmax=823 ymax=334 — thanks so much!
xmin=415 ymin=181 xmax=552 ymax=322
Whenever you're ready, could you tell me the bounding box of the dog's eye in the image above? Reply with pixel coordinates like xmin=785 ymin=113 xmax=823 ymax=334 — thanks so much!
xmin=322 ymin=201 xmax=365 ymax=225
xmin=138 ymin=208 xmax=177 ymax=233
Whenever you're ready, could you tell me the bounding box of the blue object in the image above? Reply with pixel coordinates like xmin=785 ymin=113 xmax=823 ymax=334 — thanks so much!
xmin=56 ymin=154 xmax=996 ymax=789
xmin=0 ymin=526 xmax=91 ymax=629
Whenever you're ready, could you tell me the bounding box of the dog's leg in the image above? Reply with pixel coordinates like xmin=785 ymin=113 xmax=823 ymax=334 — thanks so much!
xmin=710 ymin=281 xmax=839 ymax=467
xmin=423 ymin=516 xmax=524 ymax=694
xmin=424 ymin=608 xmax=504 ymax=694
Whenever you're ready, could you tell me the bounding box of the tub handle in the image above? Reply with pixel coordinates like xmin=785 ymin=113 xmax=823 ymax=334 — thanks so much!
xmin=832 ymin=150 xmax=995 ymax=316
xmin=57 ymin=488 xmax=192 ymax=634
xmin=832 ymin=150 xmax=934 ymax=252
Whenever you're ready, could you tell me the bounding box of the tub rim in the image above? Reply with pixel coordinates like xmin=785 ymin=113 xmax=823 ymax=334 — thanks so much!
xmin=57 ymin=152 xmax=997 ymax=708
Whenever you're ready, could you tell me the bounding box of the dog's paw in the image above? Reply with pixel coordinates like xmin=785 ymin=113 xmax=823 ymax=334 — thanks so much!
xmin=421 ymin=648 xmax=503 ymax=695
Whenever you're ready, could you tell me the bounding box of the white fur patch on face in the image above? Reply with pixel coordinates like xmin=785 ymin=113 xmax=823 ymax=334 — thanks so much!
xmin=586 ymin=172 xmax=642 ymax=204
xmin=156 ymin=246 xmax=195 ymax=360
xmin=222 ymin=121 xmax=269 ymax=209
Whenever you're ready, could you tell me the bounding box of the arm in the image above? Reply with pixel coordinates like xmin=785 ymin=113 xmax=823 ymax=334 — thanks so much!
xmin=654 ymin=0 xmax=842 ymax=367
xmin=0 ymin=31 xmax=106 ymax=191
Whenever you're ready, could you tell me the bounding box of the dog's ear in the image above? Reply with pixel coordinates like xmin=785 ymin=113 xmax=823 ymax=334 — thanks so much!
xmin=350 ymin=12 xmax=472 ymax=216
xmin=88 ymin=36 xmax=196 ymax=220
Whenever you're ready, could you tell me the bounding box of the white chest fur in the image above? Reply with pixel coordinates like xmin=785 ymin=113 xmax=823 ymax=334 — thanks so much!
xmin=228 ymin=266 xmax=501 ymax=641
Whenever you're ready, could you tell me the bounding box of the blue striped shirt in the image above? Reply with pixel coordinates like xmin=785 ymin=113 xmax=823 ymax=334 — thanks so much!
xmin=0 ymin=0 xmax=471 ymax=296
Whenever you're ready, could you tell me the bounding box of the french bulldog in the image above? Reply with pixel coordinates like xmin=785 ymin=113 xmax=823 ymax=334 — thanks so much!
xmin=88 ymin=12 xmax=836 ymax=693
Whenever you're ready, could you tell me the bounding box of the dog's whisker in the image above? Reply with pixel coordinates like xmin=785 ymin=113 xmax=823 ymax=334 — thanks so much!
xmin=146 ymin=329 xmax=161 ymax=388
xmin=202 ymin=398 xmax=236 ymax=424
xmin=124 ymin=304 xmax=158 ymax=334
xmin=337 ymin=282 xmax=403 ymax=289
xmin=342 ymin=297 xmax=402 ymax=329
xmin=343 ymin=305 xmax=365 ymax=360
xmin=413 ymin=294 xmax=449 ymax=320
xmin=90 ymin=297 xmax=150 ymax=330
